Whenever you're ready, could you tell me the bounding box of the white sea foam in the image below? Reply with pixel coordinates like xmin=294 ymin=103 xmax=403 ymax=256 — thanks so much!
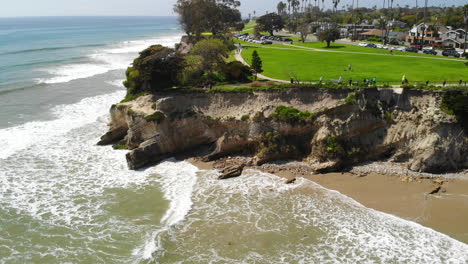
xmin=35 ymin=34 xmax=182 ymax=84
xmin=158 ymin=169 xmax=468 ymax=263
xmin=132 ymin=160 xmax=198 ymax=262
xmin=0 ymin=90 xmax=125 ymax=160
xmin=0 ymin=89 xmax=198 ymax=262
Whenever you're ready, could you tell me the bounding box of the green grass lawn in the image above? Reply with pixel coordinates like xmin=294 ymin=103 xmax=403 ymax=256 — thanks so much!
xmin=240 ymin=20 xmax=256 ymax=34
xmin=241 ymin=46 xmax=468 ymax=84
xmin=292 ymin=42 xmax=456 ymax=59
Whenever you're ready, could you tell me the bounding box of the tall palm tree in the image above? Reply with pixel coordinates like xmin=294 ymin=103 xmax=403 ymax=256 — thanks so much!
xmin=464 ymin=4 xmax=468 ymax=54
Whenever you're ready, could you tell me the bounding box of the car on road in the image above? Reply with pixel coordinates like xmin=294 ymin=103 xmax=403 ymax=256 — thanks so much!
xmin=358 ymin=42 xmax=368 ymax=47
xmin=442 ymin=49 xmax=461 ymax=58
xmin=366 ymin=43 xmax=377 ymax=48
xmin=422 ymin=49 xmax=437 ymax=55
xmin=411 ymin=45 xmax=423 ymax=50
xmin=405 ymin=47 xmax=419 ymax=53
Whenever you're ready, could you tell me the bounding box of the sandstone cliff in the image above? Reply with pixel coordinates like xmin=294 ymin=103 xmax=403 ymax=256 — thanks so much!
xmin=99 ymin=88 xmax=468 ymax=173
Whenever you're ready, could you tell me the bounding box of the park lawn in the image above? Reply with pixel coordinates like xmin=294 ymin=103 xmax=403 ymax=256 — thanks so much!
xmin=292 ymin=42 xmax=461 ymax=59
xmin=241 ymin=20 xmax=256 ymax=34
xmin=241 ymin=46 xmax=468 ymax=84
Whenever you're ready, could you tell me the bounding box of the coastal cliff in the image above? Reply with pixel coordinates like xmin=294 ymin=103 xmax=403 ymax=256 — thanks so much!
xmin=99 ymin=87 xmax=468 ymax=173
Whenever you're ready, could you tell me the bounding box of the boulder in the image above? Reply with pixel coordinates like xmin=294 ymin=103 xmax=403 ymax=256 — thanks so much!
xmin=218 ymin=164 xmax=245 ymax=180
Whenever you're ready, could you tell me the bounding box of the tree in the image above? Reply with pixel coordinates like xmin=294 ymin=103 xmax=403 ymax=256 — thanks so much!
xmin=256 ymin=13 xmax=285 ymax=36
xmin=251 ymin=50 xmax=263 ymax=79
xmin=124 ymin=45 xmax=185 ymax=93
xmin=174 ymin=0 xmax=242 ymax=37
xmin=191 ymin=39 xmax=229 ymax=72
xmin=297 ymin=23 xmax=310 ymax=43
xmin=277 ymin=1 xmax=287 ymax=16
xmin=317 ymin=27 xmax=341 ymax=47
xmin=464 ymin=4 xmax=468 ymax=54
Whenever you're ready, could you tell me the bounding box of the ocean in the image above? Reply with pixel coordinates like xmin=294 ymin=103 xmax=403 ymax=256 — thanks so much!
xmin=0 ymin=16 xmax=467 ymax=263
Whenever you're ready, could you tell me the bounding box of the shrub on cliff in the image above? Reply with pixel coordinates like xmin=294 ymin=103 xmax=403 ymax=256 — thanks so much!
xmin=441 ymin=90 xmax=468 ymax=132
xmin=256 ymin=131 xmax=299 ymax=163
xmin=271 ymin=105 xmax=316 ymax=123
xmin=124 ymin=45 xmax=185 ymax=95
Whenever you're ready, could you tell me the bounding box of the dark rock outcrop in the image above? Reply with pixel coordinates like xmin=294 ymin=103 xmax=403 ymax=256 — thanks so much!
xmin=218 ymin=164 xmax=245 ymax=180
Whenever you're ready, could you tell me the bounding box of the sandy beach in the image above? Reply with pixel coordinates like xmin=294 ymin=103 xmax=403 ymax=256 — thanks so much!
xmin=188 ymin=158 xmax=468 ymax=244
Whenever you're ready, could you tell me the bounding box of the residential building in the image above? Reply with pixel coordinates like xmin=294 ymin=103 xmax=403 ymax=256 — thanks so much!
xmin=405 ymin=23 xmax=449 ymax=46
xmin=442 ymin=29 xmax=467 ymax=49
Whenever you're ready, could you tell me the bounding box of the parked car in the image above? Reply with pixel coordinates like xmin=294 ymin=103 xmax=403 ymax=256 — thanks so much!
xmin=366 ymin=43 xmax=377 ymax=48
xmin=396 ymin=47 xmax=406 ymax=51
xmin=422 ymin=49 xmax=437 ymax=55
xmin=442 ymin=49 xmax=461 ymax=57
xmin=358 ymin=42 xmax=368 ymax=47
xmin=389 ymin=40 xmax=402 ymax=45
xmin=261 ymin=40 xmax=273 ymax=45
xmin=411 ymin=45 xmax=423 ymax=50
xmin=405 ymin=47 xmax=419 ymax=53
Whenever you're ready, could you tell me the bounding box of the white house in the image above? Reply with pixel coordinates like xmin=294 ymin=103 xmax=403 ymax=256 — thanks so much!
xmin=442 ymin=29 xmax=467 ymax=49
xmin=406 ymin=23 xmax=449 ymax=46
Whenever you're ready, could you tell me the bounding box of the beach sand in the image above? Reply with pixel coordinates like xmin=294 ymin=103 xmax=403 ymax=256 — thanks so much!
xmin=188 ymin=158 xmax=468 ymax=244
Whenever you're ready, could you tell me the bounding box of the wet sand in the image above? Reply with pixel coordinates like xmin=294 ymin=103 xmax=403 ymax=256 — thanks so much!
xmin=188 ymin=158 xmax=468 ymax=244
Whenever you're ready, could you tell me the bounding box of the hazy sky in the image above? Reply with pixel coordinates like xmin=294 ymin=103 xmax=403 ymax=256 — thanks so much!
xmin=0 ymin=0 xmax=466 ymax=17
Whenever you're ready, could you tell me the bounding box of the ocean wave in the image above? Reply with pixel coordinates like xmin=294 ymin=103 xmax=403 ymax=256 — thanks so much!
xmin=132 ymin=160 xmax=198 ymax=262
xmin=151 ymin=169 xmax=468 ymax=263
xmin=0 ymin=43 xmax=106 ymax=56
xmin=35 ymin=34 xmax=183 ymax=85
xmin=0 ymin=90 xmax=125 ymax=159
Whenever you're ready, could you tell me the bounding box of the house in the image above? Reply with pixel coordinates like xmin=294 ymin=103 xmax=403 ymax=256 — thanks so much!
xmin=405 ymin=23 xmax=449 ymax=46
xmin=358 ymin=30 xmax=405 ymax=42
xmin=340 ymin=23 xmax=376 ymax=38
xmin=388 ymin=19 xmax=407 ymax=29
xmin=442 ymin=29 xmax=467 ymax=49
xmin=358 ymin=29 xmax=385 ymax=40
xmin=310 ymin=21 xmax=339 ymax=34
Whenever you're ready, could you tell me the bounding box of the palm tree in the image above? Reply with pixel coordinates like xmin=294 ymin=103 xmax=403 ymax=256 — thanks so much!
xmin=464 ymin=4 xmax=468 ymax=54
xmin=421 ymin=0 xmax=428 ymax=47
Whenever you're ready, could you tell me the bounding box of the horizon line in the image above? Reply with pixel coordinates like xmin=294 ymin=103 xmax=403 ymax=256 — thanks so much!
xmin=0 ymin=15 xmax=178 ymax=18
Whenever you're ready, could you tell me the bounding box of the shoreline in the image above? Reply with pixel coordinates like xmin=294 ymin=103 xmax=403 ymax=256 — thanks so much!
xmin=187 ymin=157 xmax=468 ymax=244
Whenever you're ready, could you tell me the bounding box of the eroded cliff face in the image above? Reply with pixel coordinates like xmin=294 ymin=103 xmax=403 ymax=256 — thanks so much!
xmin=99 ymin=88 xmax=468 ymax=173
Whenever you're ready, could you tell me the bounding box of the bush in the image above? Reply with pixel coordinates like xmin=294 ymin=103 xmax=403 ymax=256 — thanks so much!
xmin=113 ymin=143 xmax=128 ymax=150
xmin=257 ymin=131 xmax=298 ymax=161
xmin=440 ymin=90 xmax=468 ymax=132
xmin=221 ymin=61 xmax=252 ymax=83
xmin=271 ymin=105 xmax=316 ymax=123
xmin=127 ymin=108 xmax=136 ymax=116
xmin=241 ymin=114 xmax=250 ymax=121
xmin=253 ymin=112 xmax=264 ymax=122
xmin=326 ymin=136 xmax=345 ymax=158
xmin=345 ymin=92 xmax=357 ymax=104
xmin=144 ymin=111 xmax=166 ymax=122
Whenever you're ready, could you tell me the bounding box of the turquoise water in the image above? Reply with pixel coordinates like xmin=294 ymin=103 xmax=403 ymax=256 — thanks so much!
xmin=0 ymin=17 xmax=468 ymax=263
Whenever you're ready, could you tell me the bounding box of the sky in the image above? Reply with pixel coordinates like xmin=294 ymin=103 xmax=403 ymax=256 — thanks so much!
xmin=0 ymin=0 xmax=465 ymax=17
